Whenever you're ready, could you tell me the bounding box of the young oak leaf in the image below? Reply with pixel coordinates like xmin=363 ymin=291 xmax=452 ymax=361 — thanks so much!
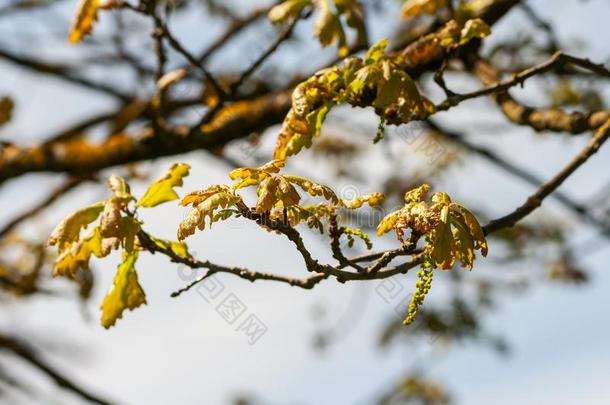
xmin=180 ymin=185 xmax=232 ymax=207
xmin=273 ymin=39 xmax=438 ymax=158
xmin=100 ymin=197 xmax=123 ymax=240
xmin=450 ymin=203 xmax=488 ymax=256
xmin=68 ymin=0 xmax=119 ymax=43
xmin=376 ymin=184 xmax=487 ymax=270
xmin=53 ymin=212 xmax=142 ymax=278
xmin=137 ymin=163 xmax=191 ymax=208
xmin=100 ymin=251 xmax=146 ymax=329
xmin=269 ymin=205 xmax=325 ymax=232
xmin=314 ymin=0 xmax=348 ymax=57
xmin=376 ymin=210 xmax=402 ymax=237
xmin=459 ymin=18 xmax=491 ymax=45
xmin=96 ymin=175 xmax=135 ymax=252
xmin=229 ymin=159 xmax=286 ymax=190
xmin=283 ymin=175 xmax=340 ymax=204
xmin=401 ymin=0 xmax=447 ymax=18
xmin=178 ymin=191 xmax=242 ymax=240
xmin=405 ymin=183 xmax=430 ymax=203
xmin=53 ymin=227 xmax=105 ymax=277
xmin=271 ymin=0 xmax=363 ymax=57
xmin=47 ymin=202 xmax=104 ymax=252
xmin=429 ymin=204 xmax=455 ymax=269
xmin=342 ymin=192 xmax=384 ymax=209
xmin=335 ymin=0 xmax=367 ymax=50
xmin=147 ymin=235 xmax=191 ymax=259
xmin=107 ymin=175 xmax=133 ymax=201
xmin=269 ymin=0 xmax=312 ymax=24
xmin=68 ymin=0 xmax=99 ymax=44
xmin=256 ymin=176 xmax=301 ymax=213
xmin=120 ymin=216 xmax=141 ymax=253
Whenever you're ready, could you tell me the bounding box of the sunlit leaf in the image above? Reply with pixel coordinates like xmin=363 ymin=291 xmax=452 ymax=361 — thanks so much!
xmin=404 ymin=184 xmax=430 ymax=203
xmin=364 ymin=39 xmax=389 ymax=64
xmin=284 ymin=175 xmax=340 ymax=203
xmin=459 ymin=18 xmax=491 ymax=45
xmin=178 ymin=192 xmax=242 ymax=240
xmin=180 ymin=185 xmax=231 ymax=207
xmin=401 ymin=0 xmax=447 ymax=18
xmin=343 ymin=192 xmax=385 ymax=209
xmin=256 ymin=176 xmax=301 ymax=213
xmin=451 ymin=214 xmax=476 ymax=269
xmin=451 ymin=204 xmax=488 ymax=256
xmin=314 ymin=0 xmax=348 ymax=56
xmin=148 ymin=235 xmax=191 ymax=259
xmin=269 ymin=0 xmax=311 ymax=24
xmin=47 ymin=203 xmax=104 ymax=251
xmin=100 ymin=198 xmax=123 ymax=244
xmin=68 ymin=0 xmax=99 ymax=44
xmin=100 ymin=251 xmax=146 ymax=329
xmin=229 ymin=159 xmax=286 ymax=189
xmin=54 ymin=227 xmax=104 ymax=276
xmin=376 ymin=184 xmax=487 ymax=270
xmin=120 ymin=216 xmax=141 ymax=253
xmin=137 ymin=163 xmax=190 ymax=208
xmin=377 ymin=210 xmax=402 ymax=236
xmin=430 ymin=205 xmax=455 ymax=270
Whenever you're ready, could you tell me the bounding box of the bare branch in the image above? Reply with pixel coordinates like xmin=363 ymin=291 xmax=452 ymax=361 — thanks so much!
xmin=0 ymin=333 xmax=115 ymax=405
xmin=473 ymin=57 xmax=610 ymax=134
xmin=483 ymin=118 xmax=610 ymax=234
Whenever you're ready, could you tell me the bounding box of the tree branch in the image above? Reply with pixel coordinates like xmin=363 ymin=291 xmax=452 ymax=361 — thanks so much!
xmin=483 ymin=118 xmax=610 ymax=234
xmin=0 ymin=333 xmax=115 ymax=405
xmin=472 ymin=57 xmax=610 ymax=134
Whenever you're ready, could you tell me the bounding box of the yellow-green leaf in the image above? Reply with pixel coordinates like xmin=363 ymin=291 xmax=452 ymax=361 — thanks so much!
xmin=100 ymin=197 xmax=123 ymax=240
xmin=180 ymin=185 xmax=231 ymax=207
xmin=120 ymin=216 xmax=141 ymax=252
xmin=430 ymin=205 xmax=455 ymax=270
xmin=100 ymin=251 xmax=146 ymax=329
xmin=450 ymin=215 xmax=475 ymax=269
xmin=377 ymin=210 xmax=402 ymax=236
xmin=269 ymin=0 xmax=311 ymax=24
xmin=229 ymin=160 xmax=286 ymax=190
xmin=459 ymin=18 xmax=491 ymax=45
xmin=256 ymin=176 xmax=301 ymax=213
xmin=284 ymin=175 xmax=339 ymax=204
xmin=401 ymin=0 xmax=447 ymax=18
xmin=148 ymin=235 xmax=191 ymax=259
xmin=364 ymin=39 xmax=389 ymax=64
xmin=68 ymin=0 xmax=99 ymax=44
xmin=404 ymin=184 xmax=430 ymax=204
xmin=54 ymin=227 xmax=104 ymax=276
xmin=137 ymin=163 xmax=190 ymax=208
xmin=314 ymin=0 xmax=347 ymax=55
xmin=107 ymin=175 xmax=132 ymax=201
xmin=48 ymin=202 xmax=104 ymax=251
xmin=343 ymin=192 xmax=385 ymax=209
xmin=178 ymin=192 xmax=241 ymax=240
xmin=451 ymin=203 xmax=488 ymax=256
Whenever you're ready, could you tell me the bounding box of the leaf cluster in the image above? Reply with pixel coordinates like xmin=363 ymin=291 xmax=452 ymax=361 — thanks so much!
xmin=48 ymin=164 xmax=191 ymax=328
xmin=178 ymin=159 xmax=385 ymax=239
xmin=269 ymin=0 xmax=366 ymax=57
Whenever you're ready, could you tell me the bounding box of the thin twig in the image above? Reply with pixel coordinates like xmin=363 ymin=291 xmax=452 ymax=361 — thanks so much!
xmin=436 ymin=51 xmax=610 ymax=112
xmin=483 ymin=118 xmax=610 ymax=234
